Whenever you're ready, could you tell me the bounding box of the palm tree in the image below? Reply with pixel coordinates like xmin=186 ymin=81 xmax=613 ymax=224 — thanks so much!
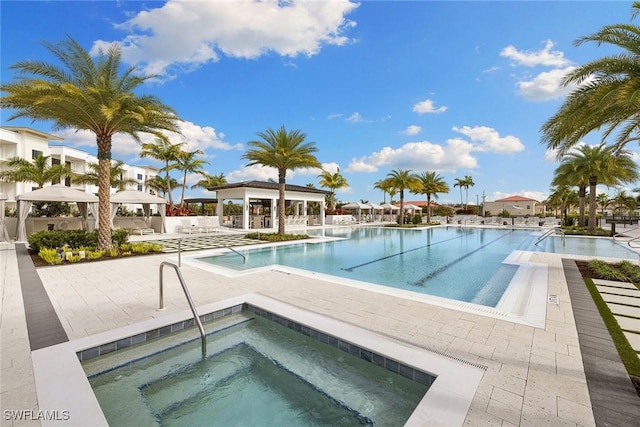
xmin=453 ymin=177 xmax=465 ymax=209
xmin=547 ymin=186 xmax=579 ymax=224
xmin=552 ymin=157 xmax=590 ymax=227
xmin=417 ymin=171 xmax=450 ymax=223
xmin=555 ymin=144 xmax=638 ymax=232
xmin=613 ymin=190 xmax=638 ymax=217
xmin=373 ymin=178 xmax=392 ymax=204
xmin=0 ymin=153 xmax=71 ymax=188
xmin=0 ymin=36 xmax=180 ymax=249
xmin=242 ymin=125 xmax=321 ymax=234
xmin=596 ymin=192 xmax=612 ymax=215
xmin=541 ymin=3 xmax=640 ymax=156
xmin=385 ymin=169 xmax=420 ymax=225
xmin=72 ymin=160 xmax=138 ymax=191
xmin=318 ymin=168 xmax=348 ymax=213
xmin=146 ymin=175 xmax=178 ymax=199
xmin=176 ymin=148 xmax=209 ymax=207
xmin=140 ymin=138 xmax=184 ymax=209
xmin=191 ymin=172 xmax=227 ymax=190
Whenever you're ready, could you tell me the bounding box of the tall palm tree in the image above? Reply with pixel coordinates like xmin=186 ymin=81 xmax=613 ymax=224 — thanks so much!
xmin=613 ymin=190 xmax=638 ymax=217
xmin=541 ymin=3 xmax=640 ymax=155
xmin=547 ymin=186 xmax=579 ymax=224
xmin=0 ymin=153 xmax=71 ymax=188
xmin=72 ymin=160 xmax=138 ymax=191
xmin=146 ymin=175 xmax=178 ymax=199
xmin=417 ymin=171 xmax=450 ymax=223
xmin=552 ymin=158 xmax=590 ymax=227
xmin=176 ymin=148 xmax=209 ymax=207
xmin=556 ymin=144 xmax=638 ymax=232
xmin=318 ymin=168 xmax=348 ymax=212
xmin=140 ymin=138 xmax=184 ymax=209
xmin=242 ymin=125 xmax=321 ymax=234
xmin=453 ymin=177 xmax=465 ymax=209
xmin=385 ymin=169 xmax=420 ymax=225
xmin=191 ymin=172 xmax=227 ymax=190
xmin=596 ymin=192 xmax=612 ymax=215
xmin=0 ymin=36 xmax=180 ymax=249
xmin=373 ymin=178 xmax=392 ymax=204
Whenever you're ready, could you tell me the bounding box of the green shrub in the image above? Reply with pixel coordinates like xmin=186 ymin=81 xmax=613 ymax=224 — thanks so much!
xmin=615 ymin=261 xmax=640 ymax=284
xmin=245 ymin=232 xmax=309 ymax=242
xmin=412 ymin=214 xmax=422 ymax=225
xmin=107 ymin=248 xmax=119 ymax=257
xmin=28 ymin=229 xmax=129 ymax=252
xmin=38 ymin=248 xmax=61 ymax=265
xmin=588 ymin=260 xmax=629 ymax=281
xmin=86 ymin=250 xmax=105 ymax=260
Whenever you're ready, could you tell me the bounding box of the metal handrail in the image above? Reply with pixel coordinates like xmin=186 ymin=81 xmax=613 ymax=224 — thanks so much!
xmin=227 ymin=247 xmax=246 ymax=263
xmin=159 ymin=261 xmax=206 ymax=357
xmin=535 ymin=226 xmax=565 ymax=246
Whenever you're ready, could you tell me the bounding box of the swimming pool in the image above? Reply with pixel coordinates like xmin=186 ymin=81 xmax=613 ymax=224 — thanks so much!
xmin=192 ymin=227 xmax=637 ymax=308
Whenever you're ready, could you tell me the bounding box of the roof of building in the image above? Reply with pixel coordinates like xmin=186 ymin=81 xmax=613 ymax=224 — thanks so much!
xmin=207 ymin=180 xmax=331 ymax=195
xmin=1 ymin=126 xmax=63 ymax=141
xmin=494 ymin=195 xmax=540 ymax=203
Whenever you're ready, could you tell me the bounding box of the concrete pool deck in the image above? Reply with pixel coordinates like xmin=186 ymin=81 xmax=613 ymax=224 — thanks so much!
xmin=1 ymin=227 xmax=639 ymax=426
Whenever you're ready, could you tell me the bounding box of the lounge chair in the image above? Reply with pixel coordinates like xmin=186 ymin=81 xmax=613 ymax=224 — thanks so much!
xmin=177 ymin=218 xmax=203 ymax=234
xmin=197 ymin=217 xmax=220 ymax=233
xmin=131 ymin=219 xmax=155 ymax=235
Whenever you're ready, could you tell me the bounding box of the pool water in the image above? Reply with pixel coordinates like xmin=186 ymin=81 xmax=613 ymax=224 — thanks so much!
xmin=86 ymin=314 xmax=430 ymax=426
xmin=197 ymin=227 xmax=637 ymax=308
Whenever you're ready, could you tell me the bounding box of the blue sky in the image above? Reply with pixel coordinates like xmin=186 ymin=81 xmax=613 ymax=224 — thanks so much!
xmin=1 ymin=1 xmax=634 ymax=205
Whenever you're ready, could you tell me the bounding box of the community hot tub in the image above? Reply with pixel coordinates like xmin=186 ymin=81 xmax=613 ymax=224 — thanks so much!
xmin=32 ymin=295 xmax=485 ymax=426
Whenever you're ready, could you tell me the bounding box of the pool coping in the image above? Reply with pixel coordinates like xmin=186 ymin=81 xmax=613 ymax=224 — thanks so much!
xmin=31 ymin=294 xmax=485 ymax=427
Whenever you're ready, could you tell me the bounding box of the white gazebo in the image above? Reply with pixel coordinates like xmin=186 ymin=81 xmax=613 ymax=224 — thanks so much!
xmin=15 ymin=184 xmax=99 ymax=241
xmin=110 ymin=190 xmax=168 ymax=233
xmin=0 ymin=193 xmax=9 ymax=241
xmin=208 ymin=181 xmax=330 ymax=230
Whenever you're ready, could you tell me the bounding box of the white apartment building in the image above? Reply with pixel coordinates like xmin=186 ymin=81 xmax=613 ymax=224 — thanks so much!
xmin=0 ymin=126 xmax=161 ymax=213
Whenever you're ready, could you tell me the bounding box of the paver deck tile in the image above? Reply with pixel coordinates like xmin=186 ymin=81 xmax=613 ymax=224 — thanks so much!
xmin=622 ymin=330 xmax=640 ymax=352
xmin=607 ymin=302 xmax=640 ymax=318
xmin=595 ymin=285 xmax=640 ymax=298
xmin=600 ymin=293 xmax=640 ymax=306
xmin=592 ymin=278 xmax=640 ymax=290
xmin=614 ymin=314 xmax=640 ymax=332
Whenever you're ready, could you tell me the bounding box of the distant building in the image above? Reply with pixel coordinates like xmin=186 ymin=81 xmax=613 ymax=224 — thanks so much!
xmin=482 ymin=195 xmax=545 ymax=217
xmin=0 ymin=126 xmax=160 ymax=212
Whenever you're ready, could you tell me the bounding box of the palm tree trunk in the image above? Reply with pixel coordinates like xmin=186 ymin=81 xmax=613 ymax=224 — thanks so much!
xmin=278 ymin=170 xmax=286 ymax=234
xmin=427 ymin=194 xmax=432 ymax=223
xmin=399 ymin=190 xmax=405 ymax=225
xmin=180 ymin=171 xmax=187 ymax=207
xmin=97 ymin=135 xmax=113 ymax=250
xmin=578 ymin=186 xmax=586 ymax=227
xmin=165 ymin=161 xmax=174 ymax=207
xmin=588 ymin=177 xmax=597 ymax=233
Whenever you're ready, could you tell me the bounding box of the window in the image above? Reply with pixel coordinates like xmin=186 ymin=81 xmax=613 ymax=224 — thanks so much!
xmin=137 ymin=173 xmax=143 ymax=180
xmin=137 ymin=184 xmax=143 ymax=191
xmin=31 ymin=149 xmax=43 ymax=159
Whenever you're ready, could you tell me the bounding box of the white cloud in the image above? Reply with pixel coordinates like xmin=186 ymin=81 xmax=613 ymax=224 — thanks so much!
xmin=412 ymin=99 xmax=447 ymax=114
xmin=346 ymin=112 xmax=366 ymax=123
xmin=452 ymin=126 xmax=524 ymax=154
xmin=226 ymin=164 xmax=278 ymax=182
xmin=346 ymin=139 xmax=477 ymax=173
xmin=500 ymin=40 xmax=570 ymax=67
xmin=516 ymin=66 xmax=576 ymax=101
xmin=319 ymin=162 xmax=340 ymax=173
xmin=94 ymin=0 xmax=359 ymax=77
xmin=403 ymin=125 xmax=422 ymax=136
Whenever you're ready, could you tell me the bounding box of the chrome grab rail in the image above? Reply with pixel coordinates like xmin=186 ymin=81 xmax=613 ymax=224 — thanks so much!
xmin=535 ymin=226 xmax=564 ymax=246
xmin=227 ymin=247 xmax=246 ymax=263
xmin=159 ymin=261 xmax=206 ymax=357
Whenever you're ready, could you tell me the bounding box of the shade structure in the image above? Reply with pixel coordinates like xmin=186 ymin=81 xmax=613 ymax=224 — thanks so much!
xmin=0 ymin=193 xmax=9 ymax=241
xmin=15 ymin=184 xmax=99 ymax=241
xmin=341 ymin=201 xmax=371 ymax=210
xmin=381 ymin=203 xmax=400 ymax=211
xmin=403 ymin=204 xmax=422 ymax=212
xmin=110 ymin=190 xmax=168 ymax=233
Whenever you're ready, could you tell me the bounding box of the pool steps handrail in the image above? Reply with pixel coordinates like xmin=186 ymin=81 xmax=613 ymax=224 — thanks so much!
xmin=535 ymin=227 xmax=565 ymax=246
xmin=227 ymin=247 xmax=246 ymax=263
xmin=159 ymin=261 xmax=207 ymax=357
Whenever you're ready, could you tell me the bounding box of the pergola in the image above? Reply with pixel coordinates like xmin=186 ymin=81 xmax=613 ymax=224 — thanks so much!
xmin=207 ymin=180 xmax=330 ymax=230
xmin=110 ymin=190 xmax=168 ymax=233
xmin=15 ymin=184 xmax=99 ymax=241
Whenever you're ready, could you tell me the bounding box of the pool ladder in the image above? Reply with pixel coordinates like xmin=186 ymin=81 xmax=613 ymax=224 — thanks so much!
xmin=159 ymin=261 xmax=207 ymax=357
xmin=535 ymin=227 xmax=565 ymax=246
